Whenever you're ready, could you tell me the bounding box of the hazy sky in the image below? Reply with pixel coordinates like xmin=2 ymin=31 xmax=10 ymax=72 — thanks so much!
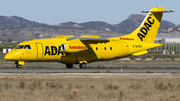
xmin=0 ymin=0 xmax=178 ymax=25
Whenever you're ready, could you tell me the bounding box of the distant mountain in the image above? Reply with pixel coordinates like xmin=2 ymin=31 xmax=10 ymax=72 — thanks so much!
xmin=0 ymin=15 xmax=175 ymax=34
xmin=116 ymin=14 xmax=175 ymax=33
xmin=0 ymin=16 xmax=46 ymax=27
xmin=59 ymin=14 xmax=175 ymax=34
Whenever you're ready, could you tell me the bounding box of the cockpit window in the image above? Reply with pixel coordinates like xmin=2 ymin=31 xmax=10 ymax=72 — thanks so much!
xmin=24 ymin=45 xmax=31 ymax=49
xmin=15 ymin=45 xmax=24 ymax=49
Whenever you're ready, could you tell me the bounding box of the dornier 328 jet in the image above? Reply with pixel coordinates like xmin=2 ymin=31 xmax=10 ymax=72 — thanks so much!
xmin=4 ymin=7 xmax=174 ymax=68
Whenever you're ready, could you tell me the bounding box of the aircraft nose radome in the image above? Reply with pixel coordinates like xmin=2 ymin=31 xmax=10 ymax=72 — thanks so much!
xmin=4 ymin=54 xmax=11 ymax=60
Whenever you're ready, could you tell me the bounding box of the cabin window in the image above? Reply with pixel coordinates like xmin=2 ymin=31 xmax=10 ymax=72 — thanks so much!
xmin=15 ymin=45 xmax=24 ymax=49
xmin=96 ymin=47 xmax=98 ymax=50
xmin=88 ymin=47 xmax=93 ymax=54
xmin=24 ymin=45 xmax=31 ymax=49
xmin=110 ymin=47 xmax=112 ymax=50
xmin=104 ymin=47 xmax=106 ymax=50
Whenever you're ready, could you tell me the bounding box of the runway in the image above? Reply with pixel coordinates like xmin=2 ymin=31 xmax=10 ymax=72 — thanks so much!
xmin=0 ymin=62 xmax=180 ymax=73
xmin=0 ymin=68 xmax=179 ymax=73
xmin=1 ymin=62 xmax=180 ymax=67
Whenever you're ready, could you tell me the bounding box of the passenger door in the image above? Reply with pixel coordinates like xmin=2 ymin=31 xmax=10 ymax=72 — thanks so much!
xmin=36 ymin=43 xmax=43 ymax=59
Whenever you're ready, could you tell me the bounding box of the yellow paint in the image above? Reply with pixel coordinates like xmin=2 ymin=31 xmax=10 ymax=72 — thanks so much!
xmin=132 ymin=50 xmax=148 ymax=56
xmin=18 ymin=61 xmax=24 ymax=65
xmin=4 ymin=7 xmax=173 ymax=67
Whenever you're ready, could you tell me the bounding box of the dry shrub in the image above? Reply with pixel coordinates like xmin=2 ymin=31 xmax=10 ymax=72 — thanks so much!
xmin=67 ymin=89 xmax=81 ymax=100
xmin=90 ymin=85 xmax=95 ymax=89
xmin=118 ymin=91 xmax=123 ymax=101
xmin=154 ymin=82 xmax=174 ymax=90
xmin=105 ymin=84 xmax=120 ymax=90
xmin=51 ymin=99 xmax=66 ymax=101
xmin=18 ymin=78 xmax=25 ymax=89
xmin=154 ymin=82 xmax=167 ymax=90
xmin=29 ymin=80 xmax=42 ymax=91
xmin=107 ymin=93 xmax=116 ymax=99
xmin=17 ymin=76 xmax=24 ymax=81
xmin=0 ymin=92 xmax=15 ymax=98
xmin=143 ymin=91 xmax=151 ymax=97
xmin=0 ymin=86 xmax=2 ymax=92
xmin=4 ymin=82 xmax=12 ymax=90
xmin=68 ymin=83 xmax=73 ymax=91
xmin=75 ymin=84 xmax=83 ymax=89
xmin=46 ymin=81 xmax=63 ymax=89
xmin=129 ymin=83 xmax=143 ymax=90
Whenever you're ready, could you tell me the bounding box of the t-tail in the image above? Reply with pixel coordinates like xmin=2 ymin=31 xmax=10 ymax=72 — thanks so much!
xmin=110 ymin=7 xmax=174 ymax=56
xmin=118 ymin=7 xmax=174 ymax=43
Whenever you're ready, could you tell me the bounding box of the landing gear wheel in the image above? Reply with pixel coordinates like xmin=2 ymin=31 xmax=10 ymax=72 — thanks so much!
xmin=79 ymin=63 xmax=86 ymax=69
xmin=16 ymin=64 xmax=22 ymax=68
xmin=65 ymin=64 xmax=73 ymax=68
xmin=15 ymin=61 xmax=22 ymax=68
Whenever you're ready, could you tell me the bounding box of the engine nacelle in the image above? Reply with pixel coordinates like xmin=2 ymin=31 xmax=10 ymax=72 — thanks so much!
xmin=61 ymin=43 xmax=88 ymax=53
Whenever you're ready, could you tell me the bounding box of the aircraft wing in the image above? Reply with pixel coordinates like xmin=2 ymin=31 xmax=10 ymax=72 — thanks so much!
xmin=66 ymin=37 xmax=109 ymax=42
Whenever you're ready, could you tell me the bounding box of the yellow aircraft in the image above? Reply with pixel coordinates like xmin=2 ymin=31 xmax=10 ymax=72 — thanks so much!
xmin=4 ymin=7 xmax=174 ymax=68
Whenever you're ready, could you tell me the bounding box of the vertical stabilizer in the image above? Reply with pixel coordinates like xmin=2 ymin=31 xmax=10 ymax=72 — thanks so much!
xmin=117 ymin=7 xmax=174 ymax=43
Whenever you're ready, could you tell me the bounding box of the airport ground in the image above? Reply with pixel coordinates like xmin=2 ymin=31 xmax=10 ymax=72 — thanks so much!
xmin=0 ymin=73 xmax=179 ymax=101
xmin=1 ymin=52 xmax=180 ymax=100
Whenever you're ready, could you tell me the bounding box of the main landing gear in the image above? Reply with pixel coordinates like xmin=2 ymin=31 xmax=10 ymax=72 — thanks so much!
xmin=79 ymin=63 xmax=86 ymax=68
xmin=65 ymin=63 xmax=87 ymax=68
xmin=65 ymin=64 xmax=73 ymax=68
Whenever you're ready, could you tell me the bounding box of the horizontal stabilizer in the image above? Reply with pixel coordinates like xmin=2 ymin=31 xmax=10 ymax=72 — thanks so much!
xmin=132 ymin=50 xmax=148 ymax=56
xmin=142 ymin=10 xmax=174 ymax=13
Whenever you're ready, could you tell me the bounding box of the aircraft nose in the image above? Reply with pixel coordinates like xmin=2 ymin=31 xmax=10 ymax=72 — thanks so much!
xmin=4 ymin=53 xmax=12 ymax=60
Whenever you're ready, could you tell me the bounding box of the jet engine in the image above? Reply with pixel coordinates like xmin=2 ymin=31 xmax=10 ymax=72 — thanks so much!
xmin=61 ymin=43 xmax=88 ymax=53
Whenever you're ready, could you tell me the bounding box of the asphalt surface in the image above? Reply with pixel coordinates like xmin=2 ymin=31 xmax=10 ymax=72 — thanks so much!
xmin=0 ymin=68 xmax=179 ymax=73
xmin=0 ymin=62 xmax=180 ymax=73
xmin=1 ymin=62 xmax=180 ymax=67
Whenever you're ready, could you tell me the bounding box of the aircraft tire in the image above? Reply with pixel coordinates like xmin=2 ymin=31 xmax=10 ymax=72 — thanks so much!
xmin=16 ymin=65 xmax=22 ymax=68
xmin=65 ymin=64 xmax=73 ymax=68
xmin=79 ymin=63 xmax=86 ymax=69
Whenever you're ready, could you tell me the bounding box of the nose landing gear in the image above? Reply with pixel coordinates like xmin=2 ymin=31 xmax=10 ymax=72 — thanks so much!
xmin=15 ymin=61 xmax=24 ymax=68
xmin=16 ymin=64 xmax=22 ymax=68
